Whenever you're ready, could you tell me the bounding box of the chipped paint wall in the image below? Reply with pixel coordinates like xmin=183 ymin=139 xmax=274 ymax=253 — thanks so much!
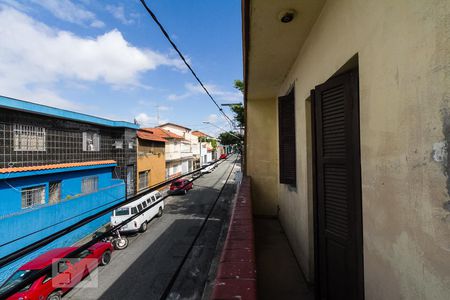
xmin=270 ymin=0 xmax=450 ymax=298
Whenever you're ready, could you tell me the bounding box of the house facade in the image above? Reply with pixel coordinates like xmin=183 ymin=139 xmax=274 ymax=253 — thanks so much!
xmin=136 ymin=129 xmax=166 ymax=192
xmin=0 ymin=95 xmax=138 ymax=283
xmin=243 ymin=0 xmax=449 ymax=299
xmin=158 ymin=123 xmax=196 ymax=174
xmin=144 ymin=127 xmax=185 ymax=179
xmin=192 ymin=130 xmax=214 ymax=165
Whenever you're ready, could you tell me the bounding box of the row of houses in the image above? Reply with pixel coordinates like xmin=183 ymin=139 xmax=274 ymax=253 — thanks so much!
xmin=0 ymin=95 xmax=223 ymax=281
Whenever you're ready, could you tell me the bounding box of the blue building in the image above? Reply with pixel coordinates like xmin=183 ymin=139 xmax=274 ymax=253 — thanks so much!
xmin=0 ymin=96 xmax=138 ymax=282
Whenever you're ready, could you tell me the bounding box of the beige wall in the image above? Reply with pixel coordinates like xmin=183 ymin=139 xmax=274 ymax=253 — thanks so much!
xmin=247 ymin=0 xmax=450 ymax=298
xmin=246 ymin=97 xmax=279 ymax=215
xmin=276 ymin=0 xmax=450 ymax=298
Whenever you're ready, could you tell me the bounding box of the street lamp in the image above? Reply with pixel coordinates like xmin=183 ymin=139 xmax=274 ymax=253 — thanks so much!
xmin=220 ymin=103 xmax=243 ymax=107
xmin=202 ymin=122 xmax=241 ymax=139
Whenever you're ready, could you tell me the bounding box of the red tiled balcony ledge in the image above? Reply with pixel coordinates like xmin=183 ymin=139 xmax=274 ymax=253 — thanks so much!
xmin=211 ymin=177 xmax=257 ymax=300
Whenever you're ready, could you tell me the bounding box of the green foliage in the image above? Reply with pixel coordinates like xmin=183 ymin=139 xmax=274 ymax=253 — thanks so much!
xmin=233 ymin=79 xmax=244 ymax=93
xmin=210 ymin=139 xmax=217 ymax=149
xmin=218 ymin=131 xmax=243 ymax=145
xmin=230 ymin=104 xmax=244 ymax=127
xmin=232 ymin=80 xmax=245 ymax=127
xmin=199 ymin=136 xmax=218 ymax=149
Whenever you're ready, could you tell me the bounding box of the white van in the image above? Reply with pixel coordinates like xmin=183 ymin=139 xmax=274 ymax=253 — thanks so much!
xmin=111 ymin=191 xmax=164 ymax=233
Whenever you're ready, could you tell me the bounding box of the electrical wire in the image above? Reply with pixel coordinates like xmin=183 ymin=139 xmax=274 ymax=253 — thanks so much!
xmin=0 ymin=193 xmax=126 ymax=248
xmin=0 ymin=157 xmax=232 ymax=299
xmin=138 ymin=0 xmax=236 ymax=129
xmin=0 ymin=158 xmax=227 ymax=269
xmin=159 ymin=156 xmax=237 ymax=299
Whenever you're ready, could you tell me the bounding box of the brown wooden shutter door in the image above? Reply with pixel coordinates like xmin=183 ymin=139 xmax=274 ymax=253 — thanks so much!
xmin=314 ymin=70 xmax=363 ymax=300
xmin=278 ymin=88 xmax=296 ymax=185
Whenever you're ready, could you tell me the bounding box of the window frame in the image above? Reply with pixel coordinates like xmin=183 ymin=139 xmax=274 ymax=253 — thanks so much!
xmin=138 ymin=170 xmax=149 ymax=191
xmin=82 ymin=131 xmax=100 ymax=152
xmin=13 ymin=124 xmax=46 ymax=152
xmin=81 ymin=176 xmax=99 ymax=194
xmin=21 ymin=185 xmax=46 ymax=209
xmin=278 ymin=87 xmax=297 ymax=186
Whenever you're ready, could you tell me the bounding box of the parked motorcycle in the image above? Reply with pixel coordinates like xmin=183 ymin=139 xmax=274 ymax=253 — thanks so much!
xmin=93 ymin=229 xmax=128 ymax=250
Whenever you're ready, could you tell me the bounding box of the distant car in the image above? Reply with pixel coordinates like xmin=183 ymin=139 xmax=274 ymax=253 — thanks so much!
xmin=220 ymin=154 xmax=227 ymax=159
xmin=0 ymin=243 xmax=113 ymax=300
xmin=111 ymin=190 xmax=164 ymax=233
xmin=169 ymin=179 xmax=193 ymax=195
xmin=200 ymin=164 xmax=214 ymax=174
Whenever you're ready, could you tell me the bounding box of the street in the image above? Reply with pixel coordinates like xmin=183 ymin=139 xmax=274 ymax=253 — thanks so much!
xmin=65 ymin=157 xmax=240 ymax=300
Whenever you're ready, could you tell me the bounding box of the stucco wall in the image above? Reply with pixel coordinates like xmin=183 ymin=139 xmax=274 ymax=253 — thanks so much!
xmin=136 ymin=139 xmax=166 ymax=189
xmin=274 ymin=0 xmax=449 ymax=298
xmin=246 ymin=97 xmax=278 ymax=215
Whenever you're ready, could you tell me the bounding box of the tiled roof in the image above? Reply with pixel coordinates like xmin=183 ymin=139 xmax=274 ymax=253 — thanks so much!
xmin=158 ymin=122 xmax=191 ymax=131
xmin=137 ymin=129 xmax=167 ymax=142
xmin=144 ymin=127 xmax=184 ymax=140
xmin=0 ymin=160 xmax=117 ymax=174
xmin=192 ymin=130 xmax=210 ymax=138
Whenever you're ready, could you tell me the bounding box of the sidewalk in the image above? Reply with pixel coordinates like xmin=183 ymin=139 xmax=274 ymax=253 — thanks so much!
xmin=254 ymin=217 xmax=314 ymax=300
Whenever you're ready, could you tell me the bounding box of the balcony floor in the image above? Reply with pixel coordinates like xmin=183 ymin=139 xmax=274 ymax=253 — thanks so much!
xmin=255 ymin=217 xmax=314 ymax=300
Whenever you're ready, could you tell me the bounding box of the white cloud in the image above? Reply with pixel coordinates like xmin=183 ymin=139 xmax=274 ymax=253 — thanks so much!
xmin=90 ymin=20 xmax=105 ymax=28
xmin=30 ymin=0 xmax=104 ymax=28
xmin=0 ymin=7 xmax=185 ymax=109
xmin=106 ymin=4 xmax=134 ymax=25
xmin=168 ymin=82 xmax=243 ymax=103
xmin=134 ymin=112 xmax=168 ymax=127
xmin=0 ymin=0 xmax=28 ymax=11
xmin=134 ymin=113 xmax=157 ymax=127
xmin=206 ymin=114 xmax=219 ymax=123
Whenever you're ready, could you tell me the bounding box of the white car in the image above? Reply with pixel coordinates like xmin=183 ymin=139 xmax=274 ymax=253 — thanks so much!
xmin=200 ymin=164 xmax=213 ymax=174
xmin=111 ymin=191 xmax=164 ymax=233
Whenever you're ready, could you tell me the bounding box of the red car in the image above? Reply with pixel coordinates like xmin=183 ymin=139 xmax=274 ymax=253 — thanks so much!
xmin=0 ymin=242 xmax=113 ymax=300
xmin=169 ymin=179 xmax=193 ymax=195
xmin=220 ymin=154 xmax=228 ymax=159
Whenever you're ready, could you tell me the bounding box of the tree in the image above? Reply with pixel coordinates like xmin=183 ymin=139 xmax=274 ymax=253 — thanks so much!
xmin=199 ymin=136 xmax=217 ymax=150
xmin=218 ymin=131 xmax=243 ymax=145
xmin=232 ymin=79 xmax=245 ymax=127
xmin=233 ymin=79 xmax=244 ymax=93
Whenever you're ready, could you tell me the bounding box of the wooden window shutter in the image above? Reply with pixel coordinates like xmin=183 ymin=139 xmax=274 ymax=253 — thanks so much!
xmin=278 ymin=88 xmax=297 ymax=185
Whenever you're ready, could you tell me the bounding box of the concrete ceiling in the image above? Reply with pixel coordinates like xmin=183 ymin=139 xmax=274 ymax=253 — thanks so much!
xmin=245 ymin=0 xmax=326 ymax=99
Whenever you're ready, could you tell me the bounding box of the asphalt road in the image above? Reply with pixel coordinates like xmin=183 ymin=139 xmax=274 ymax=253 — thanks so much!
xmin=65 ymin=156 xmax=240 ymax=300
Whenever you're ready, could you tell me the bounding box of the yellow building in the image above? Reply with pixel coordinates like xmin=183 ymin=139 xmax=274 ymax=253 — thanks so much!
xmin=243 ymin=0 xmax=449 ymax=299
xmin=136 ymin=129 xmax=166 ymax=191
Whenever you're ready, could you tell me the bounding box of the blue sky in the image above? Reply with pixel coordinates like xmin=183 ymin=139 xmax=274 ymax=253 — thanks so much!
xmin=0 ymin=0 xmax=243 ymax=136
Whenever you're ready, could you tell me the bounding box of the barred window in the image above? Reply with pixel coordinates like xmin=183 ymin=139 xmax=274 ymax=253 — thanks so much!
xmin=138 ymin=171 xmax=149 ymax=191
xmin=49 ymin=181 xmax=61 ymax=204
xmin=82 ymin=176 xmax=98 ymax=194
xmin=82 ymin=132 xmax=100 ymax=152
xmin=21 ymin=185 xmax=46 ymax=208
xmin=13 ymin=124 xmax=46 ymax=151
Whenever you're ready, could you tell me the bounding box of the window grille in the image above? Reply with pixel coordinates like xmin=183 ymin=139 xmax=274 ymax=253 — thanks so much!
xmin=13 ymin=124 xmax=46 ymax=151
xmin=82 ymin=132 xmax=100 ymax=151
xmin=82 ymin=176 xmax=98 ymax=194
xmin=49 ymin=181 xmax=61 ymax=204
xmin=21 ymin=185 xmax=46 ymax=208
xmin=138 ymin=171 xmax=149 ymax=190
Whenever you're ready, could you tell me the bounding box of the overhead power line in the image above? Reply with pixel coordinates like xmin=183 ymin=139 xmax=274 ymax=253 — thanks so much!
xmin=139 ymin=0 xmax=236 ymax=129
